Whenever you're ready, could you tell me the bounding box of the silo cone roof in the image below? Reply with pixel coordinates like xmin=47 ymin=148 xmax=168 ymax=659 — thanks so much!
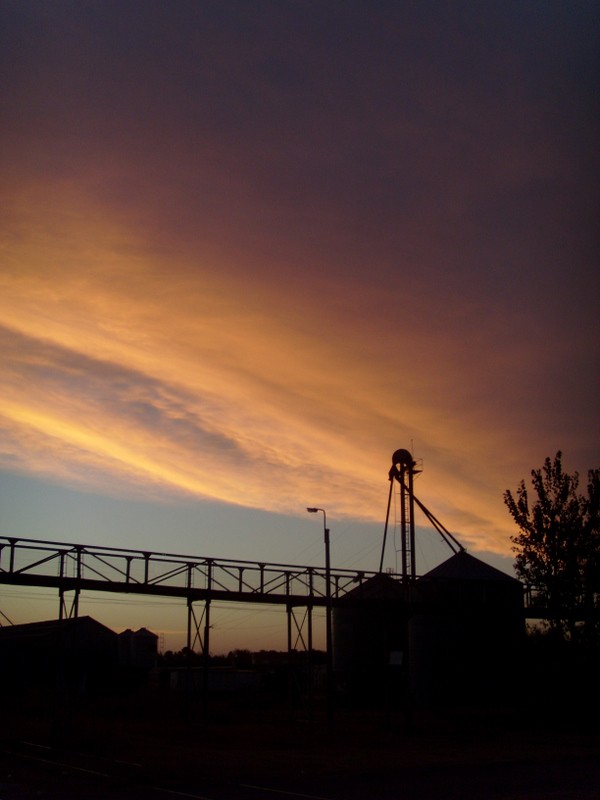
xmin=421 ymin=550 xmax=518 ymax=582
xmin=339 ymin=572 xmax=405 ymax=601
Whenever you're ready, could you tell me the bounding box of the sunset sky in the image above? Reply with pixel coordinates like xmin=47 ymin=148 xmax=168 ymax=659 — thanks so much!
xmin=1 ymin=1 xmax=598 ymax=651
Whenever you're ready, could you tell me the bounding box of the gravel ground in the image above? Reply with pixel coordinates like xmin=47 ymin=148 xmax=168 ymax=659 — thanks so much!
xmin=2 ymin=700 xmax=599 ymax=799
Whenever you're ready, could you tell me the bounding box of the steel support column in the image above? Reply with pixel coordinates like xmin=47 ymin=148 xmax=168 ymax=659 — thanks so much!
xmin=58 ymin=587 xmax=80 ymax=620
xmin=286 ymin=603 xmax=314 ymax=718
xmin=186 ymin=597 xmax=211 ymax=717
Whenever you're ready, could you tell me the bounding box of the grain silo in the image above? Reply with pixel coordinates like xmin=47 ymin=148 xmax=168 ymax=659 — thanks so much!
xmin=333 ymin=571 xmax=408 ymax=703
xmin=410 ymin=551 xmax=525 ymax=707
xmin=332 ymin=449 xmax=525 ymax=708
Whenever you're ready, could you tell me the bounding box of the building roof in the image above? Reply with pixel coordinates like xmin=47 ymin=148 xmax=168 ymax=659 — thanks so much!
xmin=0 ymin=615 xmax=116 ymax=639
xmin=119 ymin=627 xmax=158 ymax=639
xmin=420 ymin=550 xmax=518 ymax=582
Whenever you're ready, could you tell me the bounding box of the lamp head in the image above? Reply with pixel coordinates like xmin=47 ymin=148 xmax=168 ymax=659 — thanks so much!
xmin=306 ymin=507 xmax=319 ymax=513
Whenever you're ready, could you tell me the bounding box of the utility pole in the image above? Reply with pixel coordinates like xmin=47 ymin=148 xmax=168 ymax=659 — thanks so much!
xmin=307 ymin=507 xmax=334 ymax=726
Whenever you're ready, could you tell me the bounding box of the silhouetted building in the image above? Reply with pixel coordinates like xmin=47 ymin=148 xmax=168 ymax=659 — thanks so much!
xmin=0 ymin=616 xmax=159 ymax=695
xmin=0 ymin=616 xmax=118 ymax=695
xmin=333 ymin=572 xmax=407 ymax=702
xmin=118 ymin=627 xmax=158 ymax=671
xmin=410 ymin=551 xmax=525 ymax=706
xmin=333 ymin=553 xmax=525 ymax=708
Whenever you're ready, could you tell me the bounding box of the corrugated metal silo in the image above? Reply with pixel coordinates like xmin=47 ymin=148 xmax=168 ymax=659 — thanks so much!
xmin=409 ymin=551 xmax=525 ymax=706
xmin=333 ymin=572 xmax=407 ymax=701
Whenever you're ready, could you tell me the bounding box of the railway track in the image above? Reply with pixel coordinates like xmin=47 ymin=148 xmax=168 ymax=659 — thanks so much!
xmin=0 ymin=738 xmax=334 ymax=800
xmin=3 ymin=726 xmax=600 ymax=800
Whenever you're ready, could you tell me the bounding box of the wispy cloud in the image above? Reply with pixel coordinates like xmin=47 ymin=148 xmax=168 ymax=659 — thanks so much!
xmin=0 ymin=221 xmax=563 ymax=558
xmin=1 ymin=2 xmax=597 ymax=563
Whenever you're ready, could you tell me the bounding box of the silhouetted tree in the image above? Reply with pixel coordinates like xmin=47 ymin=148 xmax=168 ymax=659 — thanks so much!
xmin=504 ymin=452 xmax=600 ymax=642
xmin=227 ymin=649 xmax=253 ymax=668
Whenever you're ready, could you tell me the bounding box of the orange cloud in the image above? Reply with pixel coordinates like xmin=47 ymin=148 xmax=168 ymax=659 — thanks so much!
xmin=1 ymin=181 xmax=594 ymax=560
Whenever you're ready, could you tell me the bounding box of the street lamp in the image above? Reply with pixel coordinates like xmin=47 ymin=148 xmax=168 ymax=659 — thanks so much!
xmin=306 ymin=507 xmax=333 ymax=725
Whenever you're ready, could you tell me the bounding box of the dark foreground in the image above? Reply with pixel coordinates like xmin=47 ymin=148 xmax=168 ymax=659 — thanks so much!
xmin=1 ymin=695 xmax=599 ymax=800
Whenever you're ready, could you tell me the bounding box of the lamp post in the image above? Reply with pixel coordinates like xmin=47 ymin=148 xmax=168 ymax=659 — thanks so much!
xmin=306 ymin=507 xmax=333 ymax=725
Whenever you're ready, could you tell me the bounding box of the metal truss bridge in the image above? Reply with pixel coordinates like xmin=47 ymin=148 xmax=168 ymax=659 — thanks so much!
xmin=0 ymin=535 xmax=384 ymax=675
xmin=0 ymin=535 xmax=569 ymax=622
xmin=0 ymin=535 xmax=380 ymax=610
xmin=2 ymin=536 xmax=584 ymax=623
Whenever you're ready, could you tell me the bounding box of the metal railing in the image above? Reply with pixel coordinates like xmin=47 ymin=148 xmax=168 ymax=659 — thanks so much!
xmin=0 ymin=536 xmax=380 ymax=606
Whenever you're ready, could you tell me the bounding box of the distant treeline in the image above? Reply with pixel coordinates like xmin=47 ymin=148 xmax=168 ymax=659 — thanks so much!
xmin=158 ymin=647 xmax=326 ymax=669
